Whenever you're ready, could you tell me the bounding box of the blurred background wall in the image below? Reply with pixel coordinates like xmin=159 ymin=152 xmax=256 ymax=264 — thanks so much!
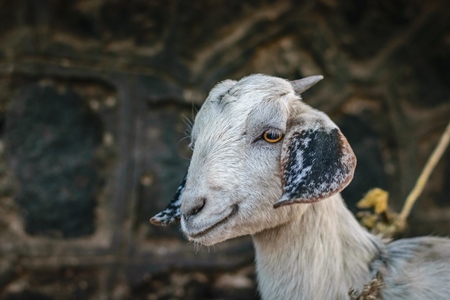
xmin=0 ymin=0 xmax=449 ymax=299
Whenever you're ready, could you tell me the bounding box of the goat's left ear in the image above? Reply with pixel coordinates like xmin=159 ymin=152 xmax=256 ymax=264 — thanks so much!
xmin=275 ymin=110 xmax=356 ymax=208
xmin=150 ymin=173 xmax=186 ymax=226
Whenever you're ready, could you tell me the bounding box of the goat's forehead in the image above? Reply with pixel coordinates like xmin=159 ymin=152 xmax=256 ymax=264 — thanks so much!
xmin=193 ymin=75 xmax=294 ymax=133
xmin=227 ymin=75 xmax=294 ymax=105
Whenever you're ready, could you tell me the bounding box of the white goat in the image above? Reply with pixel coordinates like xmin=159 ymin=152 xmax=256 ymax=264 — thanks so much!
xmin=151 ymin=74 xmax=450 ymax=300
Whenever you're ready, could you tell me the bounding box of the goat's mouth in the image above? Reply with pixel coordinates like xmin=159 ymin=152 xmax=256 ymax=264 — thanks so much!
xmin=185 ymin=204 xmax=238 ymax=239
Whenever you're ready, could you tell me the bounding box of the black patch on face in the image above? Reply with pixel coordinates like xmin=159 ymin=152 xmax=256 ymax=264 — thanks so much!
xmin=150 ymin=172 xmax=187 ymax=226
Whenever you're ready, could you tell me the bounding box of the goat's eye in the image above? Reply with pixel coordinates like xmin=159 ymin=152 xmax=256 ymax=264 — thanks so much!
xmin=263 ymin=131 xmax=283 ymax=143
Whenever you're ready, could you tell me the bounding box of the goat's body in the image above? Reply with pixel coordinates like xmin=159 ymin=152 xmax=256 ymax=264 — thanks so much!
xmin=150 ymin=74 xmax=450 ymax=299
xmin=381 ymin=237 xmax=450 ymax=299
xmin=253 ymin=194 xmax=450 ymax=300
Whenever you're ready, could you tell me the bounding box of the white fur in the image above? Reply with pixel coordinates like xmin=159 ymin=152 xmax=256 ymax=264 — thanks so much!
xmin=168 ymin=74 xmax=450 ymax=299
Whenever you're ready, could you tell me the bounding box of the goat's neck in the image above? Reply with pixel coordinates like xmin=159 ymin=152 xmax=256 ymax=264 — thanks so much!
xmin=252 ymin=194 xmax=381 ymax=300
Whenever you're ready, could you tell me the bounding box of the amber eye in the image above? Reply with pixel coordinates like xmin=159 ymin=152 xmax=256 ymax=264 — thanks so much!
xmin=263 ymin=131 xmax=283 ymax=143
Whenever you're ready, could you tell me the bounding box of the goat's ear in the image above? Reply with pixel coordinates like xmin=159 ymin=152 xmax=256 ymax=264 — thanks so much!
xmin=150 ymin=172 xmax=186 ymax=226
xmin=275 ymin=111 xmax=356 ymax=208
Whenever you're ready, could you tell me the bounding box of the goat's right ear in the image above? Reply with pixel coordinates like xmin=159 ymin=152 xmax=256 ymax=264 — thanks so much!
xmin=150 ymin=172 xmax=186 ymax=226
xmin=275 ymin=111 xmax=356 ymax=208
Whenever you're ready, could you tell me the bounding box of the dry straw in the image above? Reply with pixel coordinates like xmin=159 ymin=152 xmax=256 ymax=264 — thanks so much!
xmin=397 ymin=120 xmax=450 ymax=229
xmin=357 ymin=120 xmax=450 ymax=237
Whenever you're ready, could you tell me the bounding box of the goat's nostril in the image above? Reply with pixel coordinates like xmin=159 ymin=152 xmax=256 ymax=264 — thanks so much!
xmin=187 ymin=198 xmax=206 ymax=217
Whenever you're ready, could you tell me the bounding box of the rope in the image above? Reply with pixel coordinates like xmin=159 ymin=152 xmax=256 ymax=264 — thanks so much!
xmin=397 ymin=120 xmax=450 ymax=228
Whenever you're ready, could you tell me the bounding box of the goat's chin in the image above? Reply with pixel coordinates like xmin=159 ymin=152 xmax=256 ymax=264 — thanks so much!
xmin=186 ymin=225 xmax=250 ymax=246
xmin=187 ymin=233 xmax=228 ymax=246
xmin=185 ymin=225 xmax=236 ymax=246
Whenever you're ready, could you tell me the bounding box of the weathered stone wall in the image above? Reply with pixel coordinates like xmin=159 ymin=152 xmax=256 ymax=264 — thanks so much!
xmin=0 ymin=0 xmax=449 ymax=299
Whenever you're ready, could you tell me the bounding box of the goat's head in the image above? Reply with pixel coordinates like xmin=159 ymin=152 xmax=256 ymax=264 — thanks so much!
xmin=151 ymin=74 xmax=356 ymax=246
